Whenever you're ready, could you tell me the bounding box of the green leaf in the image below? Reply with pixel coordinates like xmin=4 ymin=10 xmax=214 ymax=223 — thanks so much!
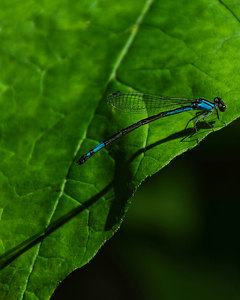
xmin=0 ymin=0 xmax=239 ymax=299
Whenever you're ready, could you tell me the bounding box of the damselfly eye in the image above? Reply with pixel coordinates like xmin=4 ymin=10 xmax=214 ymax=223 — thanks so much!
xmin=219 ymin=104 xmax=226 ymax=112
xmin=214 ymin=97 xmax=226 ymax=112
xmin=214 ymin=97 xmax=222 ymax=103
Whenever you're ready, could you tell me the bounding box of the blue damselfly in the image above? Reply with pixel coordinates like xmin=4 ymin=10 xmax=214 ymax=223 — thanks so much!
xmin=78 ymin=91 xmax=226 ymax=165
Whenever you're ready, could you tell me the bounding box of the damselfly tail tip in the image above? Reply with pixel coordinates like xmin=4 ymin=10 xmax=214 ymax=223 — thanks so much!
xmin=77 ymin=157 xmax=85 ymax=165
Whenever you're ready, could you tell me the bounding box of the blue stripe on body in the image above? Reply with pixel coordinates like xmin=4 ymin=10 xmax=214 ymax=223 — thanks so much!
xmin=93 ymin=142 xmax=105 ymax=153
xmin=166 ymin=106 xmax=193 ymax=116
xmin=198 ymin=100 xmax=214 ymax=111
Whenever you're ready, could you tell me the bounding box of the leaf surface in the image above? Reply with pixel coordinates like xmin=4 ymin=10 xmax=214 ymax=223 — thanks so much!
xmin=0 ymin=0 xmax=239 ymax=299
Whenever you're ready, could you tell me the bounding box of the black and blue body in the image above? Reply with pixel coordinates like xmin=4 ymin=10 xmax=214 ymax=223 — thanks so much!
xmin=78 ymin=91 xmax=226 ymax=165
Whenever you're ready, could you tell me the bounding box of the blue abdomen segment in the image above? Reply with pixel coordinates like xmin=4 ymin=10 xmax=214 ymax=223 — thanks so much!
xmin=78 ymin=141 xmax=105 ymax=164
xmin=198 ymin=99 xmax=214 ymax=111
xmin=93 ymin=142 xmax=105 ymax=153
xmin=166 ymin=106 xmax=193 ymax=116
xmin=86 ymin=142 xmax=105 ymax=157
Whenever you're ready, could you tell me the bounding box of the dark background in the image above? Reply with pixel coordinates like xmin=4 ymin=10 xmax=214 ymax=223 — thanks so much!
xmin=52 ymin=117 xmax=240 ymax=300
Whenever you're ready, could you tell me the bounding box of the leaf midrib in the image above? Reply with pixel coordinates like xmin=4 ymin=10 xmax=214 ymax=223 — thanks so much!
xmin=20 ymin=0 xmax=155 ymax=298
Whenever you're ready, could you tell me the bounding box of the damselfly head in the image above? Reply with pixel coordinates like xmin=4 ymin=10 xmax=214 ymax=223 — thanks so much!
xmin=214 ymin=97 xmax=226 ymax=112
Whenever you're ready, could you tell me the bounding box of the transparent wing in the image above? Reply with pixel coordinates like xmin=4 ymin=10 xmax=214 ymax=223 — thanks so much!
xmin=107 ymin=91 xmax=195 ymax=113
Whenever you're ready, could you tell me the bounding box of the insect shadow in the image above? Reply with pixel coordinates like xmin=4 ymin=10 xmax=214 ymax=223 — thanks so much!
xmin=104 ymin=121 xmax=216 ymax=230
xmin=0 ymin=184 xmax=111 ymax=270
xmin=129 ymin=121 xmax=215 ymax=163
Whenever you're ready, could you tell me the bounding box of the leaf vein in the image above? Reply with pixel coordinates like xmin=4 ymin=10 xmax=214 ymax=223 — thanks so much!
xmin=218 ymin=0 xmax=240 ymax=23
xmin=109 ymin=0 xmax=155 ymax=81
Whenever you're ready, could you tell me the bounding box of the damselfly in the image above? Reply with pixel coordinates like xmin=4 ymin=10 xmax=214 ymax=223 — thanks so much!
xmin=77 ymin=91 xmax=226 ymax=165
